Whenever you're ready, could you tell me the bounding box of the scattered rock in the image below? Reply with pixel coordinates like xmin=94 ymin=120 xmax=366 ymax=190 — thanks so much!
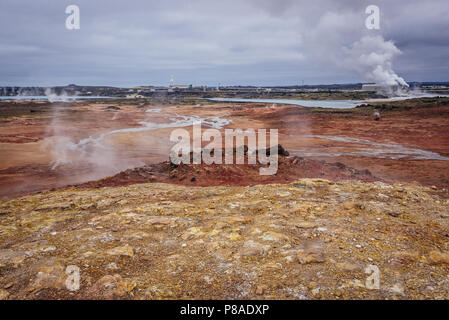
xmin=389 ymin=284 xmax=405 ymax=296
xmin=261 ymin=231 xmax=288 ymax=242
xmin=391 ymin=252 xmax=418 ymax=266
xmin=310 ymin=287 xmax=320 ymax=296
xmin=335 ymin=262 xmax=360 ymax=272
xmin=228 ymin=232 xmax=241 ymax=241
xmin=105 ymin=106 xmax=121 ymax=111
xmin=181 ymin=227 xmax=204 ymax=240
xmin=88 ymin=274 xmax=135 ymax=299
xmin=255 ymin=285 xmax=268 ymax=295
xmin=343 ymin=201 xmax=357 ymax=210
xmin=220 ymin=215 xmax=252 ymax=225
xmin=278 ymin=191 xmax=291 ymax=197
xmin=297 ymin=251 xmax=325 ymax=264
xmin=106 ymin=245 xmax=134 ymax=258
xmin=145 ymin=285 xmax=174 ymax=299
xmin=0 ymin=249 xmax=27 ymax=266
xmin=106 ymin=262 xmax=120 ymax=271
xmin=0 ymin=178 xmax=448 ymax=299
xmin=31 ymin=259 xmax=66 ymax=291
xmin=0 ymin=289 xmax=9 ymax=300
xmin=295 ymin=221 xmax=316 ymax=229
xmin=296 ymin=242 xmax=325 ymax=264
xmin=239 ymin=240 xmax=271 ymax=257
xmin=146 ymin=216 xmax=176 ymax=230
xmin=347 ymin=279 xmax=365 ymax=288
xmin=147 ymin=216 xmax=174 ymax=225
xmin=428 ymin=251 xmax=449 ymax=265
xmin=388 ymin=212 xmax=400 ymax=218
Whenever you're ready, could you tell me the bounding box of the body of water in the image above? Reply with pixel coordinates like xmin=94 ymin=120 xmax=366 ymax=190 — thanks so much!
xmin=0 ymin=96 xmax=112 ymax=101
xmin=208 ymin=94 xmax=448 ymax=109
xmin=208 ymin=98 xmax=361 ymax=109
xmin=289 ymin=135 xmax=449 ymax=161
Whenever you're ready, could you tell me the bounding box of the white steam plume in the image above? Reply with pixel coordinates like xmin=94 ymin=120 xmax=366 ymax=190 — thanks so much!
xmin=300 ymin=8 xmax=409 ymax=95
xmin=342 ymin=35 xmax=409 ymax=88
xmin=44 ymin=88 xmax=73 ymax=103
xmin=41 ymin=91 xmax=144 ymax=183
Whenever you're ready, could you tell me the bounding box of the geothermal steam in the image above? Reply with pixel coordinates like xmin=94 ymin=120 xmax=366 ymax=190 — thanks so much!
xmin=44 ymin=88 xmax=73 ymax=103
xmin=42 ymin=92 xmax=143 ymax=183
xmin=42 ymin=95 xmax=231 ymax=184
xmin=304 ymin=8 xmax=409 ymax=95
xmin=343 ymin=35 xmax=409 ymax=89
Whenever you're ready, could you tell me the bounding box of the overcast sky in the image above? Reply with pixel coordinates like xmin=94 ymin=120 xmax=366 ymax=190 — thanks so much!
xmin=0 ymin=0 xmax=448 ymax=87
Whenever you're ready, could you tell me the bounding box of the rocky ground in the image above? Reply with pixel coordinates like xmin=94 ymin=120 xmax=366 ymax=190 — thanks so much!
xmin=1 ymin=97 xmax=449 ymax=198
xmin=0 ymin=178 xmax=448 ymax=300
xmin=248 ymin=97 xmax=449 ymax=189
xmin=1 ymin=97 xmax=449 ymax=300
xmin=78 ymin=146 xmax=377 ymax=188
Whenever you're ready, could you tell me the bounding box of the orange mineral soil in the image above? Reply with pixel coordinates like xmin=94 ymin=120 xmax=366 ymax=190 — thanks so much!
xmin=0 ymin=98 xmax=448 ymax=199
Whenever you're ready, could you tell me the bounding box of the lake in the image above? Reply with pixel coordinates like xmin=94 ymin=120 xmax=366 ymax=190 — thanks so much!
xmin=208 ymin=98 xmax=362 ymax=109
xmin=208 ymin=94 xmax=448 ymax=109
xmin=0 ymin=96 xmax=112 ymax=101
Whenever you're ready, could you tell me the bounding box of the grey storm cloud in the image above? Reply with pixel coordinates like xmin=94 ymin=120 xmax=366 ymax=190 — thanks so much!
xmin=0 ymin=0 xmax=448 ymax=86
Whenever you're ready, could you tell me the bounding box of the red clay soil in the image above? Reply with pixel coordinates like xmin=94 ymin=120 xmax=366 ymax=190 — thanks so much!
xmin=78 ymin=145 xmax=378 ymax=189
xmin=234 ymin=100 xmax=449 ymax=189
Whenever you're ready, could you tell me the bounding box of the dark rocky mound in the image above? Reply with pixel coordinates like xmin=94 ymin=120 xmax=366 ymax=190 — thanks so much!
xmin=105 ymin=106 xmax=121 ymax=111
xmin=79 ymin=145 xmax=379 ymax=189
